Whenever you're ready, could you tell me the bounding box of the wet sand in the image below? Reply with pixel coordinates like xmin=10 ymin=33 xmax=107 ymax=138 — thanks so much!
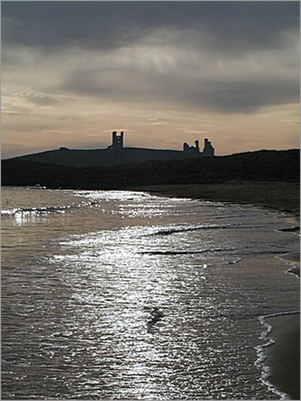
xmin=136 ymin=181 xmax=300 ymax=216
xmin=265 ymin=314 xmax=300 ymax=400
xmin=135 ymin=181 xmax=300 ymax=399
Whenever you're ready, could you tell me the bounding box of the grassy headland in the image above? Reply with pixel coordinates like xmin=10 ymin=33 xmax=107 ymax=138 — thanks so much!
xmin=2 ymin=149 xmax=299 ymax=215
xmin=2 ymin=149 xmax=299 ymax=185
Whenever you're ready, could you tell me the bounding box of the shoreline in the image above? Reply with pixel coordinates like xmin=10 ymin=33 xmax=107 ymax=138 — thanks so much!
xmin=134 ymin=181 xmax=300 ymax=216
xmin=264 ymin=313 xmax=300 ymax=400
xmin=135 ymin=181 xmax=300 ymax=400
xmin=4 ymin=181 xmax=300 ymax=398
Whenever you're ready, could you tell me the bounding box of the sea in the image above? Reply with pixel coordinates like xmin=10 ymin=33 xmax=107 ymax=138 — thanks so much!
xmin=1 ymin=186 xmax=299 ymax=400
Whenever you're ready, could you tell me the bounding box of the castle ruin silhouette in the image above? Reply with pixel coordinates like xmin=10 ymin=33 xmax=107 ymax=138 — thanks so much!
xmin=183 ymin=138 xmax=214 ymax=156
xmin=109 ymin=131 xmax=214 ymax=156
xmin=111 ymin=131 xmax=124 ymax=149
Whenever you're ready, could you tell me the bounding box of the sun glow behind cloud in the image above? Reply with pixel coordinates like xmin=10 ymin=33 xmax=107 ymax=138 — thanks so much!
xmin=1 ymin=2 xmax=300 ymax=158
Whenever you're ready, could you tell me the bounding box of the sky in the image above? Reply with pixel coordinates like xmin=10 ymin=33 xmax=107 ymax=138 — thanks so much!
xmin=1 ymin=1 xmax=300 ymax=159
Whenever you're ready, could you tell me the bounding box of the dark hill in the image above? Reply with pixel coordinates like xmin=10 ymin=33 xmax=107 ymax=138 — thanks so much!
xmin=2 ymin=149 xmax=299 ymax=189
xmin=9 ymin=147 xmax=199 ymax=168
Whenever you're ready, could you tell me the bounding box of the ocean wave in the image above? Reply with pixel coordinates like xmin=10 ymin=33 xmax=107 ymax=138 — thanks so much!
xmin=1 ymin=205 xmax=72 ymax=216
xmin=140 ymin=247 xmax=236 ymax=255
xmin=147 ymin=224 xmax=232 ymax=236
xmin=255 ymin=310 xmax=300 ymax=400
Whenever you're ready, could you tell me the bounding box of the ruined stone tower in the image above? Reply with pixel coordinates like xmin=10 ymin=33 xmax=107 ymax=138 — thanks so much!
xmin=203 ymin=138 xmax=214 ymax=156
xmin=111 ymin=131 xmax=124 ymax=150
xmin=183 ymin=137 xmax=215 ymax=156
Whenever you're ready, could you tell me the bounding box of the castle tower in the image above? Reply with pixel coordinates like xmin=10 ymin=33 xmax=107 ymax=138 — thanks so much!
xmin=203 ymin=138 xmax=214 ymax=156
xmin=194 ymin=140 xmax=200 ymax=152
xmin=112 ymin=131 xmax=124 ymax=149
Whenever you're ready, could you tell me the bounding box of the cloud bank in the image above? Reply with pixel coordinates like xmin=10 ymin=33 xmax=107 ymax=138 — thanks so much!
xmin=1 ymin=1 xmax=299 ymax=157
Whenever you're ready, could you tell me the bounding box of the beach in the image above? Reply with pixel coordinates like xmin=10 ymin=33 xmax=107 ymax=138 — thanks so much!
xmin=2 ymin=184 xmax=299 ymax=399
xmin=267 ymin=250 xmax=300 ymax=400
xmin=137 ymin=181 xmax=300 ymax=400
xmin=135 ymin=181 xmax=300 ymax=216
xmin=265 ymin=313 xmax=300 ymax=400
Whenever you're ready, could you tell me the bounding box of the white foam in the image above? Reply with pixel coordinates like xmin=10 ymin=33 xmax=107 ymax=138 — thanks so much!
xmin=255 ymin=311 xmax=300 ymax=400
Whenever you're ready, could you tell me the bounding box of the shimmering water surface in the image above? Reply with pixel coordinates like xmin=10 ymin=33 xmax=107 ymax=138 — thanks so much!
xmin=1 ymin=187 xmax=299 ymax=399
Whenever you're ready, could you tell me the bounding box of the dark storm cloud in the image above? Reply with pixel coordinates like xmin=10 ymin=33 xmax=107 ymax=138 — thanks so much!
xmin=2 ymin=2 xmax=299 ymax=115
xmin=183 ymin=80 xmax=300 ymax=113
xmin=2 ymin=2 xmax=299 ymax=54
xmin=61 ymin=63 xmax=299 ymax=114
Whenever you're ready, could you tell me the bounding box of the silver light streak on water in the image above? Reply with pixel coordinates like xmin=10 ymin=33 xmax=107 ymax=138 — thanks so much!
xmin=1 ymin=187 xmax=299 ymax=399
